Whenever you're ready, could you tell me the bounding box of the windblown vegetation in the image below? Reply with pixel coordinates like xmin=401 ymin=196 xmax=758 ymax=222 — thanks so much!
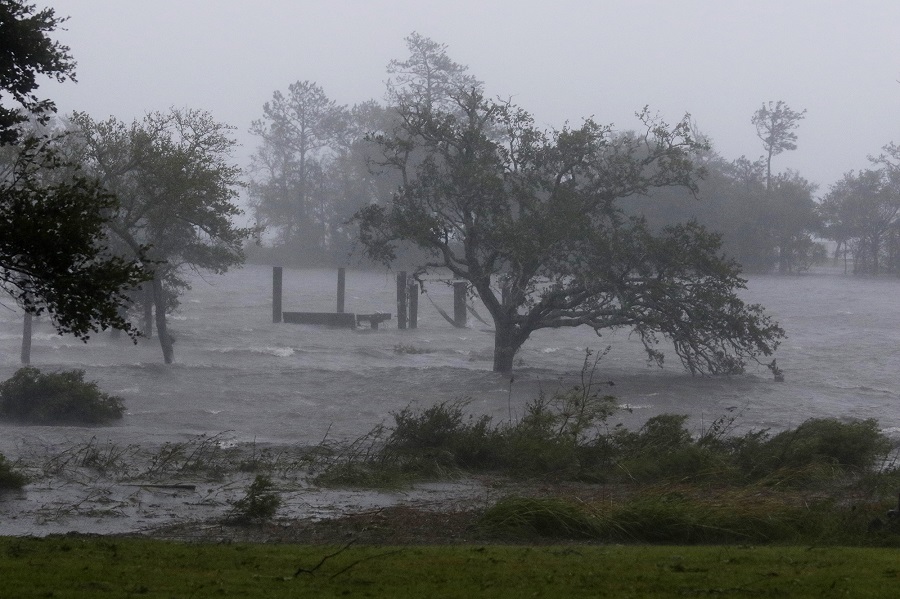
xmin=310 ymin=352 xmax=900 ymax=546
xmin=316 ymin=386 xmax=895 ymax=490
xmin=0 ymin=452 xmax=26 ymax=490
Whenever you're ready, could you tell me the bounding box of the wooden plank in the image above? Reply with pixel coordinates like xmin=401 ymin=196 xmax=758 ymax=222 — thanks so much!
xmin=282 ymin=312 xmax=357 ymax=328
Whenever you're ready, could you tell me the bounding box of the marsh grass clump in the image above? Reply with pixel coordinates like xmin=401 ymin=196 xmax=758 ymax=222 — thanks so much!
xmin=0 ymin=452 xmax=26 ymax=490
xmin=476 ymin=488 xmax=898 ymax=545
xmin=224 ymin=474 xmax=281 ymax=524
xmin=0 ymin=367 xmax=124 ymax=424
xmin=477 ymin=496 xmax=603 ymax=540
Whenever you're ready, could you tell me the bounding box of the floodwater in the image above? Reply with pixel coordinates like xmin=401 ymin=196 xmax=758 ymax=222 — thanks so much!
xmin=2 ymin=263 xmax=898 ymax=448
xmin=0 ymin=264 xmax=898 ymax=535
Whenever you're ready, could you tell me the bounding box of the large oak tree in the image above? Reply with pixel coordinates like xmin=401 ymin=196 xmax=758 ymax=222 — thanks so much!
xmin=356 ymin=88 xmax=784 ymax=373
xmin=68 ymin=109 xmax=253 ymax=363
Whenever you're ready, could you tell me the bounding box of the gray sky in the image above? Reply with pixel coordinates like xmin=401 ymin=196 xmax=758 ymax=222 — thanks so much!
xmin=46 ymin=0 xmax=900 ymax=194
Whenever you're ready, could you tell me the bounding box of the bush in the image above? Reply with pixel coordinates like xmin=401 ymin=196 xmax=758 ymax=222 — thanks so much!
xmin=0 ymin=452 xmax=26 ymax=490
xmin=767 ymin=418 xmax=892 ymax=471
xmin=726 ymin=418 xmax=894 ymax=484
xmin=612 ymin=414 xmax=727 ymax=482
xmin=224 ymin=475 xmax=281 ymax=523
xmin=0 ymin=367 xmax=125 ymax=424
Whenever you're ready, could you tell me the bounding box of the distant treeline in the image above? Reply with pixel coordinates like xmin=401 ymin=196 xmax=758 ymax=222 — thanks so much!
xmin=246 ymin=36 xmax=900 ymax=276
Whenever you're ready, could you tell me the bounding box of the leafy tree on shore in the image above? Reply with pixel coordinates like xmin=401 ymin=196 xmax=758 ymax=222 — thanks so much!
xmin=0 ymin=1 xmax=73 ymax=143
xmin=67 ymin=109 xmax=253 ymax=363
xmin=819 ymin=166 xmax=900 ymax=274
xmin=0 ymin=0 xmax=148 ymax=341
xmin=356 ymin=82 xmax=784 ymax=372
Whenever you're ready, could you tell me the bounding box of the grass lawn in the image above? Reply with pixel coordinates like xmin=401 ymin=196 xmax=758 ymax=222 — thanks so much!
xmin=1 ymin=536 xmax=898 ymax=598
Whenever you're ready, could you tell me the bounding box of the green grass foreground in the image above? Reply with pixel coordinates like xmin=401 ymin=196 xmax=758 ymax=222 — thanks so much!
xmin=2 ymin=536 xmax=899 ymax=598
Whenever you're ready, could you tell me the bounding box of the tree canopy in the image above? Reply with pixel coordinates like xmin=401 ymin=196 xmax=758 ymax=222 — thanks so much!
xmin=356 ymin=86 xmax=784 ymax=373
xmin=67 ymin=109 xmax=253 ymax=362
xmin=0 ymin=0 xmax=75 ymax=143
xmin=819 ymin=151 xmax=900 ymax=275
xmin=0 ymin=1 xmax=148 ymax=340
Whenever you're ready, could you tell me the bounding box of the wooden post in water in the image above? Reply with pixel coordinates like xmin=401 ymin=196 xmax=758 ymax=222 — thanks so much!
xmin=272 ymin=266 xmax=283 ymax=323
xmin=454 ymin=281 xmax=467 ymax=328
xmin=408 ymin=281 xmax=418 ymax=329
xmin=396 ymin=271 xmax=408 ymax=330
xmin=20 ymin=311 xmax=32 ymax=365
xmin=337 ymin=268 xmax=346 ymax=313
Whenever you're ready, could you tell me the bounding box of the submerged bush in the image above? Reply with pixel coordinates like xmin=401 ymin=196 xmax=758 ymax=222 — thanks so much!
xmin=0 ymin=452 xmax=26 ymax=490
xmin=0 ymin=367 xmax=125 ymax=424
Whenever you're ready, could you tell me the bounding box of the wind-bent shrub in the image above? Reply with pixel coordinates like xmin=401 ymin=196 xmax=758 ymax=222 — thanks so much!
xmin=225 ymin=475 xmax=281 ymax=523
xmin=0 ymin=452 xmax=26 ymax=490
xmin=0 ymin=367 xmax=125 ymax=424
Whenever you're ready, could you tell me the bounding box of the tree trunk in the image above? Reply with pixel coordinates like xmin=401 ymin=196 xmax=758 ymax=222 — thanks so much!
xmin=142 ymin=283 xmax=154 ymax=338
xmin=152 ymin=276 xmax=174 ymax=364
xmin=492 ymin=322 xmax=521 ymax=373
xmin=20 ymin=311 xmax=32 ymax=365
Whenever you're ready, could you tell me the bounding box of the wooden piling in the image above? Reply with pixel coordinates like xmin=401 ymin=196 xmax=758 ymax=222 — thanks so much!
xmin=454 ymin=281 xmax=467 ymax=328
xmin=272 ymin=266 xmax=283 ymax=323
xmin=20 ymin=311 xmax=32 ymax=365
xmin=337 ymin=268 xmax=346 ymax=313
xmin=397 ymin=271 xmax=408 ymax=330
xmin=408 ymin=281 xmax=418 ymax=329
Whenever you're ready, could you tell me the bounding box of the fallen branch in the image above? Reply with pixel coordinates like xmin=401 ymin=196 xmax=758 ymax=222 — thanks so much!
xmin=329 ymin=548 xmax=405 ymax=580
xmin=294 ymin=539 xmax=356 ymax=577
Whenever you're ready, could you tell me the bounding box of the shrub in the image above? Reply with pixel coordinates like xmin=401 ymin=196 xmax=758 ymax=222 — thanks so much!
xmin=0 ymin=452 xmax=26 ymax=490
xmin=224 ymin=475 xmax=281 ymax=523
xmin=726 ymin=418 xmax=894 ymax=484
xmin=767 ymin=418 xmax=891 ymax=471
xmin=611 ymin=414 xmax=727 ymax=482
xmin=0 ymin=367 xmax=124 ymax=424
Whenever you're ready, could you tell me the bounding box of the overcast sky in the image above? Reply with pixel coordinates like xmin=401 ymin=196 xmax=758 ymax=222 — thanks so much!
xmin=45 ymin=0 xmax=900 ymax=195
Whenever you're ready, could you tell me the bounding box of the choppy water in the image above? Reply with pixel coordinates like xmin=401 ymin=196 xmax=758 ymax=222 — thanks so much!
xmin=1 ymin=264 xmax=898 ymax=455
